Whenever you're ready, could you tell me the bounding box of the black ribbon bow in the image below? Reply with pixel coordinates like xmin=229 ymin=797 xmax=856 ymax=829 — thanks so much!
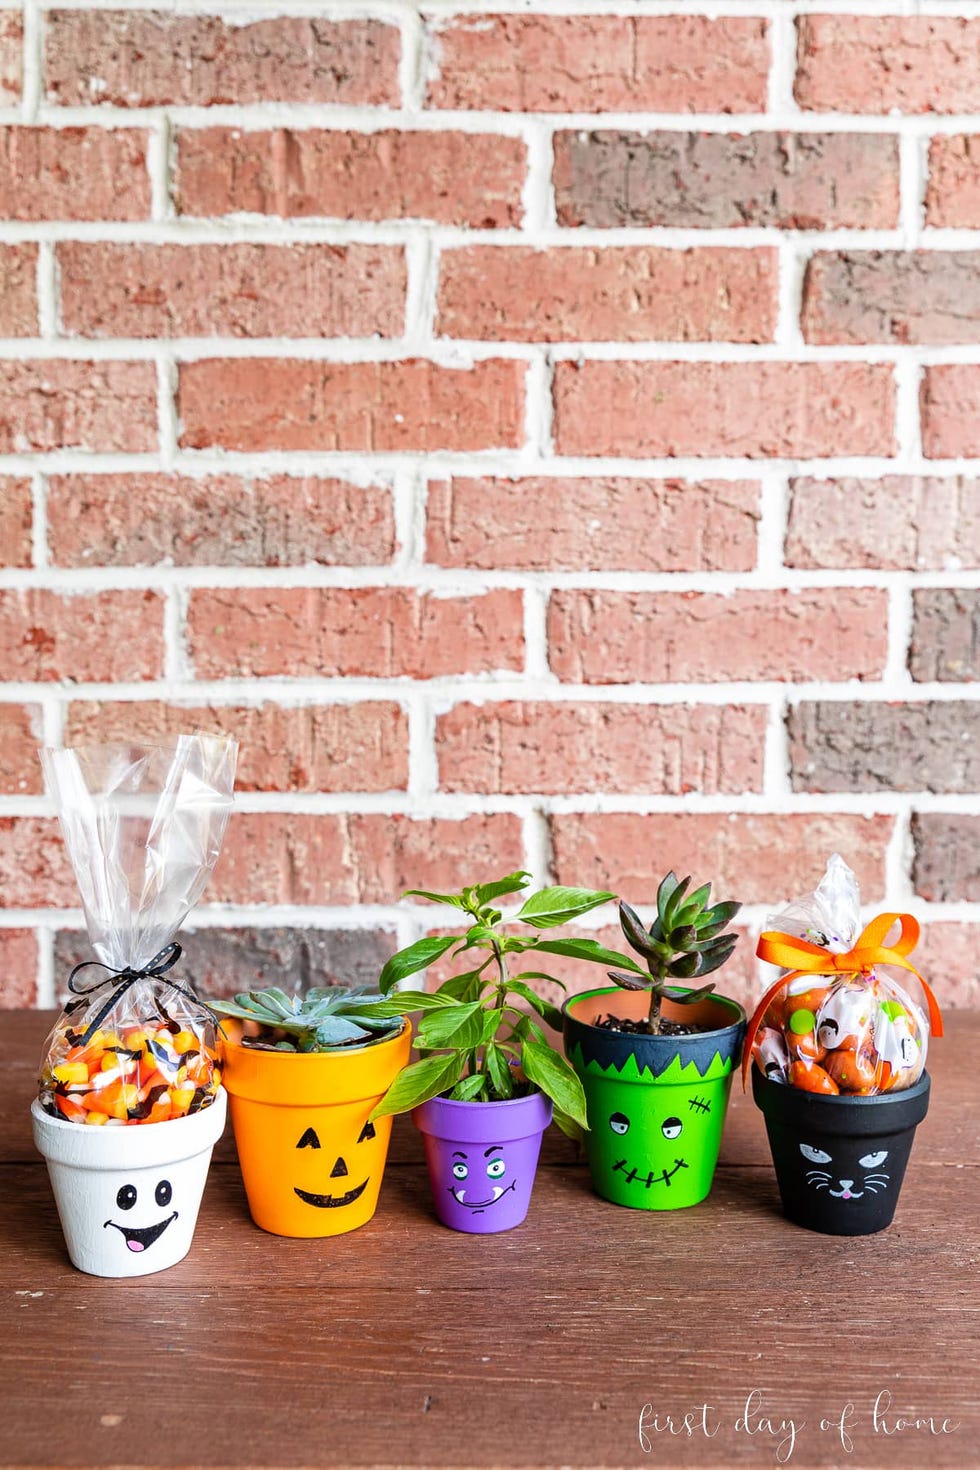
xmin=65 ymin=943 xmax=216 ymax=1044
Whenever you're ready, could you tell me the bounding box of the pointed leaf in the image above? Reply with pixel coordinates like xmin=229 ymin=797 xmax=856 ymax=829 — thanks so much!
xmin=667 ymin=952 xmax=701 ymax=979
xmin=514 ymin=885 xmax=615 ymax=929
xmin=607 ymin=969 xmax=651 ymax=992
xmin=485 ymin=1043 xmax=514 ymax=1100
xmin=474 ymin=871 xmax=532 ymax=905
xmin=656 ymin=871 xmax=680 ymax=923
xmin=402 ymin=889 xmax=467 ymax=909
xmin=668 ymin=925 xmax=697 ymax=948
xmin=663 ymin=876 xmax=692 ymax=928
xmin=507 ymin=979 xmax=563 ymax=1031
xmin=551 ymin=1109 xmax=586 ymax=1145
xmin=665 ymin=981 xmax=717 ymax=1006
xmin=369 ymin=1052 xmax=464 ymax=1120
xmin=618 ymin=902 xmax=664 ymax=963
xmin=450 ymin=1072 xmax=488 ymax=1102
xmin=436 ymin=970 xmax=488 ymax=1003
xmin=520 ymin=1038 xmax=588 ymax=1130
xmin=378 ymin=936 xmax=458 ymax=995
xmin=416 ymin=1000 xmax=486 ymax=1050
xmin=533 ymin=937 xmax=646 ymax=973
xmin=675 ymin=883 xmax=712 ymax=924
xmin=357 ymin=991 xmax=455 ymax=1018
xmin=703 ymin=900 xmax=742 ymax=928
xmin=695 ymin=940 xmax=739 ymax=976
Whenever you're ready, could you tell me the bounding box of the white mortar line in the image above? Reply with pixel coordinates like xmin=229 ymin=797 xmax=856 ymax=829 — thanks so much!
xmin=407 ymin=690 xmax=439 ymax=798
xmin=398 ymin=2 xmax=426 ymax=113
xmin=522 ymin=808 xmax=552 ymax=890
xmin=29 ymin=470 xmax=47 ymax=568
xmin=763 ymin=693 xmax=791 ymax=798
xmin=775 ymin=240 xmax=808 ymax=348
xmin=147 ymin=116 xmax=173 ymax=222
xmin=766 ymin=4 xmax=798 ymax=116
xmin=404 ymin=231 xmax=438 ymax=347
xmin=522 ymin=584 xmax=550 ymax=682
xmin=521 ymin=119 xmax=556 ymax=233
xmin=35 ymin=241 xmax=57 ymax=339
xmin=163 ymin=583 xmax=188 ymax=683
xmin=36 ymin=924 xmax=55 ymax=1007
xmin=391 ymin=464 xmax=423 ymax=568
xmin=20 ymin=0 xmax=41 ymax=124
xmin=886 ymin=806 xmax=916 ymax=907
xmin=27 ymin=0 xmax=980 ymax=14
xmin=899 ymin=131 xmax=928 ymax=246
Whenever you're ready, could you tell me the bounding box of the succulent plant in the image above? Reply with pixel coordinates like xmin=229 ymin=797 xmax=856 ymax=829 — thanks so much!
xmin=209 ymin=986 xmax=403 ymax=1052
xmin=607 ymin=872 xmax=741 ymax=1036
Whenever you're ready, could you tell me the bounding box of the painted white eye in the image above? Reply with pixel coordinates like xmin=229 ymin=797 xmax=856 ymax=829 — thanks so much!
xmin=609 ymin=1112 xmax=630 ymax=1135
xmin=452 ymin=1162 xmax=468 ymax=1180
xmin=486 ymin=1157 xmax=506 ymax=1179
xmin=800 ymin=1144 xmax=832 ymax=1164
xmin=661 ymin=1117 xmax=683 ymax=1140
xmin=859 ymin=1151 xmax=888 ymax=1169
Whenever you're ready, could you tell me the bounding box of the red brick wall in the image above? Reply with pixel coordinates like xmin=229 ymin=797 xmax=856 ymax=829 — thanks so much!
xmin=2 ymin=6 xmax=979 ymax=1010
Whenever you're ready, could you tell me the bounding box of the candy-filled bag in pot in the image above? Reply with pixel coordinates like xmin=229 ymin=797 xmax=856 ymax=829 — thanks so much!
xmin=745 ymin=854 xmax=942 ymax=1097
xmin=37 ymin=737 xmax=237 ymax=1126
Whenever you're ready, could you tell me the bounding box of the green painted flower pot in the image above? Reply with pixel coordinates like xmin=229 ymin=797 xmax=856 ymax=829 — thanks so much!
xmin=563 ymin=986 xmax=746 ymax=1211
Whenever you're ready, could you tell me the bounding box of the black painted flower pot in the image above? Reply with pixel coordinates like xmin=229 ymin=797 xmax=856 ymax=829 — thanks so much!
xmin=752 ymin=1069 xmax=930 ymax=1236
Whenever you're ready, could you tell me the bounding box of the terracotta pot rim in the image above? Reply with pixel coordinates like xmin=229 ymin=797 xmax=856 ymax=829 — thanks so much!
xmin=219 ymin=1017 xmax=409 ymax=1058
xmin=562 ymin=984 xmax=746 ymax=1035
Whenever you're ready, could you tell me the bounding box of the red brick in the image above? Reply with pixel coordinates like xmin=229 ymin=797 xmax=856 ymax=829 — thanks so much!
xmin=554 ymin=131 xmax=898 ymax=231
xmin=0 ymin=590 xmax=164 ymax=681
xmin=550 ymin=813 xmax=891 ymax=906
xmin=0 ymin=11 xmax=21 ymax=103
xmin=437 ymin=247 xmax=777 ymax=344
xmin=64 ymin=700 xmax=409 ymax=793
xmin=48 ymin=474 xmax=395 ymax=568
xmin=426 ymin=15 xmax=768 ymax=112
xmin=797 ymin=16 xmax=980 ymax=114
xmin=0 ymin=128 xmax=149 ymax=220
xmin=211 ymin=813 xmax=524 ymax=906
xmin=0 ymin=245 xmax=37 ymax=336
xmin=0 ymin=477 xmax=32 ymax=568
xmin=553 ymin=362 xmax=895 ymax=459
xmin=548 ymin=590 xmax=888 ymax=684
xmin=0 ymin=361 xmax=157 ymax=453
xmin=913 ymin=925 xmax=980 ymax=1008
xmin=175 ymin=129 xmax=525 ymax=227
xmin=0 ymin=818 xmax=76 ymax=908
xmin=179 ymin=358 xmax=525 ymax=453
xmin=426 ymin=477 xmax=760 ymax=573
xmin=786 ymin=477 xmax=980 ymax=571
xmin=45 ymin=12 xmax=399 ymax=107
xmin=59 ymin=243 xmax=406 ymax=340
xmin=188 ymin=588 xmax=523 ymax=680
xmin=0 ymin=930 xmax=39 ymax=1007
xmin=436 ymin=702 xmax=766 ymax=795
xmin=0 ymin=705 xmax=43 ymax=794
xmin=803 ymin=252 xmax=980 ymax=346
xmin=926 ymin=137 xmax=980 ymax=228
xmin=921 ymin=367 xmax=980 ymax=459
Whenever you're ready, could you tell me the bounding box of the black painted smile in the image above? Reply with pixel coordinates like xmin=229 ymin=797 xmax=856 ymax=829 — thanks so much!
xmin=104 ymin=1211 xmax=178 ymax=1253
xmin=613 ymin=1158 xmax=689 ymax=1189
xmin=294 ymin=1179 xmax=369 ymax=1209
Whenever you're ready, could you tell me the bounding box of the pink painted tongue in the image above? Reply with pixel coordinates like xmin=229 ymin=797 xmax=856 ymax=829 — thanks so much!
xmin=842 ymin=1190 xmax=852 ymax=1199
xmin=126 ymin=1240 xmax=145 ymax=1252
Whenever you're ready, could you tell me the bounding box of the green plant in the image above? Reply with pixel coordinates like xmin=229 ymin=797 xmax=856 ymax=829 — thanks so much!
xmin=607 ymin=873 xmax=742 ymax=1036
xmin=209 ymin=987 xmax=403 ymax=1052
xmin=364 ymin=872 xmax=641 ymax=1137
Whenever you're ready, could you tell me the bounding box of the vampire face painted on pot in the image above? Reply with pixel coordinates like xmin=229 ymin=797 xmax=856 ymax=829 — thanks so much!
xmin=800 ymin=1143 xmax=891 ymax=1201
xmin=104 ymin=1177 xmax=178 ymax=1254
xmin=447 ymin=1144 xmax=516 ymax=1214
xmin=292 ymin=1118 xmax=378 ymax=1209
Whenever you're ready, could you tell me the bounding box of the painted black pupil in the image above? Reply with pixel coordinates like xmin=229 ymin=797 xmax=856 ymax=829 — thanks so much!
xmin=610 ymin=1112 xmax=629 ymax=1134
xmin=662 ymin=1117 xmax=682 ymax=1136
xmin=155 ymin=1179 xmax=172 ymax=1207
xmin=116 ymin=1184 xmax=137 ymax=1211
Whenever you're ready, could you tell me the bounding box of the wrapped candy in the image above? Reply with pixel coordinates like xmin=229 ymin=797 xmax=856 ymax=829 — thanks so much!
xmin=38 ymin=737 xmax=237 ymax=1125
xmin=744 ymin=855 xmax=943 ymax=1096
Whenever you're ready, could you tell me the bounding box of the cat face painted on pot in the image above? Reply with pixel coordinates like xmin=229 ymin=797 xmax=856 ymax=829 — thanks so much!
xmin=446 ymin=1144 xmax=516 ymax=1215
xmin=292 ymin=1116 xmax=382 ymax=1210
xmin=104 ymin=1176 xmax=178 ymax=1254
xmin=606 ymin=1092 xmax=715 ymax=1192
xmin=800 ymin=1142 xmax=890 ymax=1201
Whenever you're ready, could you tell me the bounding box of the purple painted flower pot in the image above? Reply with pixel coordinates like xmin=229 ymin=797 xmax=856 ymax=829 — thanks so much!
xmin=412 ymin=1091 xmax=553 ymax=1234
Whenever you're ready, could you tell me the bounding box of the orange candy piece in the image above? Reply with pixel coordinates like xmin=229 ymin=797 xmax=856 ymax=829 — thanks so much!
xmin=789 ymin=1060 xmax=840 ymax=1095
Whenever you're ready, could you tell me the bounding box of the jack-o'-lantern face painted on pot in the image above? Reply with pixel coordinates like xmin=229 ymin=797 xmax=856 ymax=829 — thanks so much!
xmin=292 ymin=1119 xmax=379 ymax=1210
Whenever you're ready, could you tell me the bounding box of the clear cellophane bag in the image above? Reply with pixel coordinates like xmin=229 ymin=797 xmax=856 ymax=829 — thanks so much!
xmin=37 ymin=737 xmax=237 ymax=1125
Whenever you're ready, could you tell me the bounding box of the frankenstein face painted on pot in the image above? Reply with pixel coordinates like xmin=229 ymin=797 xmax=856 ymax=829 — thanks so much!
xmin=563 ymin=988 xmax=746 ymax=1212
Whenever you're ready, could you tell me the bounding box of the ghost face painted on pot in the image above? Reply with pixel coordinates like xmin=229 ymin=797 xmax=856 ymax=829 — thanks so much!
xmin=104 ymin=1176 xmax=178 ymax=1255
xmin=800 ymin=1142 xmax=890 ymax=1203
xmin=444 ymin=1143 xmax=516 ymax=1216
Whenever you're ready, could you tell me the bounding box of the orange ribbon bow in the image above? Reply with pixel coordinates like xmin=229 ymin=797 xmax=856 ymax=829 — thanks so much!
xmin=741 ymin=912 xmax=943 ymax=1089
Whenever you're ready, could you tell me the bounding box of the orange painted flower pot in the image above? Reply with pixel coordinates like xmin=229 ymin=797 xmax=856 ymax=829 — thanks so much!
xmin=220 ymin=1020 xmax=411 ymax=1238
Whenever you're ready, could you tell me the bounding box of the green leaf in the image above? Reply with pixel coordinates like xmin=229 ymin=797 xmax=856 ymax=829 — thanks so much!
xmin=402 ymin=888 xmax=467 ymax=909
xmin=702 ymin=900 xmax=742 ymax=930
xmin=485 ymin=1043 xmax=514 ymax=1099
xmin=451 ymin=1072 xmax=487 ymax=1102
xmin=515 ymin=885 xmax=615 ymax=929
xmin=675 ymin=883 xmax=712 ymax=924
xmin=552 ymin=1109 xmax=586 ymax=1145
xmin=454 ymin=923 xmax=499 ymax=951
xmin=665 ymin=981 xmax=717 ymax=1006
xmin=507 ymin=978 xmax=563 ymax=1031
xmin=436 ymin=969 xmax=487 ymax=1003
xmin=656 ymin=871 xmax=680 ymax=924
xmin=370 ymin=1051 xmax=464 ymax=1119
xmin=417 ymin=1000 xmax=486 ymax=1051
xmin=663 ymin=876 xmax=692 ymax=929
xmin=377 ymin=936 xmax=458 ymax=995
xmin=533 ymin=937 xmax=647 ymax=973
xmin=616 ymin=903 xmax=665 ymax=964
xmin=694 ymin=939 xmax=739 ymax=976
xmin=667 ymin=953 xmax=700 ymax=979
xmin=474 ymin=871 xmax=532 ymax=906
xmin=520 ymin=1038 xmax=588 ymax=1130
xmin=357 ymin=991 xmax=455 ymax=1018
xmin=607 ymin=969 xmax=651 ymax=992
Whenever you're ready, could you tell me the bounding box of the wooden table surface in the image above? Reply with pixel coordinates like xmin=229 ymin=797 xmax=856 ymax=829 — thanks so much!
xmin=2 ymin=1009 xmax=978 ymax=1470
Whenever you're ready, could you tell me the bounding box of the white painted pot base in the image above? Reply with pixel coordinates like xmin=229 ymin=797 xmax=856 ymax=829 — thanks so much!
xmin=31 ymin=1089 xmax=227 ymax=1278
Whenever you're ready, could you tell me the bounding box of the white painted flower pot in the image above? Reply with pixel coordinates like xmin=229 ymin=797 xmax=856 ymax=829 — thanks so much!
xmin=31 ymin=1089 xmax=227 ymax=1278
